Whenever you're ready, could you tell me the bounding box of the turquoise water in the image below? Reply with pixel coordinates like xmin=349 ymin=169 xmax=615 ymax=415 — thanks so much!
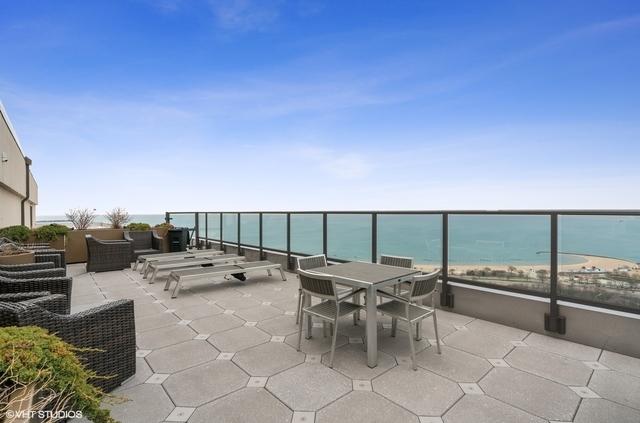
xmin=39 ymin=214 xmax=640 ymax=266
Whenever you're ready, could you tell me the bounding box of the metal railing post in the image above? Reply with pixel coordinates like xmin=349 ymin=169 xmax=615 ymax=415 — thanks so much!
xmin=205 ymin=213 xmax=209 ymax=248
xmin=286 ymin=213 xmax=292 ymax=270
xmin=545 ymin=213 xmax=566 ymax=333
xmin=259 ymin=213 xmax=264 ymax=260
xmin=323 ymin=213 xmax=328 ymax=258
xmin=220 ymin=213 xmax=224 ymax=252
xmin=440 ymin=213 xmax=453 ymax=307
xmin=237 ymin=212 xmax=241 ymax=255
xmin=371 ymin=213 xmax=377 ymax=263
xmin=165 ymin=212 xmax=170 ymax=225
xmin=194 ymin=213 xmax=200 ymax=248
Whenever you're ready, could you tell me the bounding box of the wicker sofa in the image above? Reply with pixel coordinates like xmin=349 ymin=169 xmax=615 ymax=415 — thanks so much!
xmin=85 ymin=235 xmax=133 ymax=272
xmin=0 ymin=292 xmax=136 ymax=392
xmin=124 ymin=230 xmax=164 ymax=262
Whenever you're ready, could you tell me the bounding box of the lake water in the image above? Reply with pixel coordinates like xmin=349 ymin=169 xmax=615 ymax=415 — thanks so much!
xmin=39 ymin=213 xmax=640 ymax=266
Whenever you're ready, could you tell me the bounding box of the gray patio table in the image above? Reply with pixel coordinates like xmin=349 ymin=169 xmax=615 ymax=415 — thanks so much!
xmin=308 ymin=261 xmax=420 ymax=367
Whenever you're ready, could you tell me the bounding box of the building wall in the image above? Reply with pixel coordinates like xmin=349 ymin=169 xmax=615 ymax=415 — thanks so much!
xmin=0 ymin=102 xmax=37 ymax=228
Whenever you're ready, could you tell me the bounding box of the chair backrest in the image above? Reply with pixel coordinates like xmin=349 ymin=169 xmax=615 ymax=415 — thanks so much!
xmin=380 ymin=254 xmax=414 ymax=269
xmin=297 ymin=254 xmax=327 ymax=271
xmin=124 ymin=231 xmax=153 ymax=250
xmin=298 ymin=269 xmax=336 ymax=300
xmin=409 ymin=270 xmax=440 ymax=301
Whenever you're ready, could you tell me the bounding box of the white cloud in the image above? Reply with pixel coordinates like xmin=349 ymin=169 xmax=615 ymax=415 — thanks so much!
xmin=209 ymin=0 xmax=282 ymax=32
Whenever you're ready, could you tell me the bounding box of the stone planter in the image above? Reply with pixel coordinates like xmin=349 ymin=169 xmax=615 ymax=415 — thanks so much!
xmin=0 ymin=251 xmax=35 ymax=265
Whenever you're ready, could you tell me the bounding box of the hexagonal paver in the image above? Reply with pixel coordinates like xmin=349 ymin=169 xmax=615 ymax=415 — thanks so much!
xmin=134 ymin=302 xmax=168 ymax=318
xmin=589 ymin=370 xmax=640 ymax=410
xmin=136 ymin=313 xmax=180 ymax=332
xmin=146 ymin=340 xmax=219 ymax=373
xmin=479 ymin=368 xmax=580 ymax=421
xmin=189 ymin=388 xmax=292 ymax=423
xmin=285 ymin=327 xmax=348 ymax=354
xmin=523 ymin=332 xmax=600 ymax=361
xmin=107 ymin=384 xmax=173 ymax=422
xmin=435 ymin=309 xmax=475 ymax=327
xmin=377 ymin=331 xmax=429 ymax=357
xmin=173 ymin=303 xmax=224 ymax=320
xmin=372 ymin=366 xmax=462 ymax=416
xmin=215 ymin=295 xmax=262 ymax=310
xmin=233 ymin=341 xmax=304 ymax=376
xmin=574 ymin=398 xmax=640 ymax=423
xmin=208 ymin=326 xmax=271 ymax=352
xmin=234 ymin=305 xmax=283 ymax=322
xmin=443 ymin=394 xmax=545 ymax=423
xmin=136 ymin=325 xmax=196 ymax=350
xmin=257 ymin=314 xmax=299 ymax=336
xmin=166 ymin=294 xmax=209 ymax=308
xmin=189 ymin=313 xmax=244 ymax=334
xmin=121 ymin=357 xmax=153 ymax=389
xmin=505 ymin=346 xmax=592 ymax=386
xmin=599 ymin=350 xmax=640 ymax=378
xmin=321 ymin=344 xmax=396 ymax=380
xmin=267 ymin=363 xmax=351 ymax=411
xmin=316 ymin=391 xmax=417 ymax=423
xmin=443 ymin=328 xmax=515 ymax=359
xmin=416 ymin=345 xmax=492 ymax=382
xmin=164 ymin=360 xmax=249 ymax=406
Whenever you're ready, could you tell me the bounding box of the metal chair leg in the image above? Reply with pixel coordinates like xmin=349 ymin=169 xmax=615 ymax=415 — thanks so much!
xmin=433 ymin=312 xmax=441 ymax=354
xmin=296 ymin=289 xmax=303 ymax=325
xmin=329 ymin=319 xmax=339 ymax=368
xmin=407 ymin=322 xmax=417 ymax=370
xmin=297 ymin=312 xmax=304 ymax=351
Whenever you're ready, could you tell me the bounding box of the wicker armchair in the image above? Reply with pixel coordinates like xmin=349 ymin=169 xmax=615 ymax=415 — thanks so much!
xmin=33 ymin=248 xmax=66 ymax=268
xmin=124 ymin=230 xmax=163 ymax=261
xmin=0 ymin=271 xmax=73 ymax=313
xmin=0 ymin=294 xmax=136 ymax=392
xmin=85 ymin=235 xmax=132 ymax=272
xmin=0 ymin=262 xmax=56 ymax=272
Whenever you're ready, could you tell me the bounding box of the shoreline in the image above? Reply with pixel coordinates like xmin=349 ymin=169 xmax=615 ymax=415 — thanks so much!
xmin=416 ymin=253 xmax=638 ymax=274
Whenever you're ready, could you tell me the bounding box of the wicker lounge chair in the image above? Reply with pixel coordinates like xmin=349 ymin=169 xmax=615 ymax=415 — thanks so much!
xmin=124 ymin=230 xmax=163 ymax=262
xmin=377 ymin=270 xmax=441 ymax=370
xmin=296 ymin=269 xmax=365 ymax=367
xmin=0 ymin=269 xmax=73 ymax=313
xmin=0 ymin=293 xmax=136 ymax=392
xmin=165 ymin=260 xmax=286 ymax=298
xmin=85 ymin=235 xmax=132 ymax=272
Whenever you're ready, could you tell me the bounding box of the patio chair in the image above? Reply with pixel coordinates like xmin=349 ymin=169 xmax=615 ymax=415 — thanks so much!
xmin=0 ymin=293 xmax=136 ymax=392
xmin=124 ymin=230 xmax=163 ymax=262
xmin=296 ymin=269 xmax=364 ymax=368
xmin=0 ymin=262 xmax=57 ymax=272
xmin=0 ymin=269 xmax=73 ymax=313
xmin=377 ymin=270 xmax=441 ymax=370
xmin=85 ymin=235 xmax=132 ymax=272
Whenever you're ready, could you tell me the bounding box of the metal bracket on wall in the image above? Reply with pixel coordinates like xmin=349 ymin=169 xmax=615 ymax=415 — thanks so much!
xmin=440 ymin=291 xmax=454 ymax=308
xmin=544 ymin=313 xmax=567 ymax=334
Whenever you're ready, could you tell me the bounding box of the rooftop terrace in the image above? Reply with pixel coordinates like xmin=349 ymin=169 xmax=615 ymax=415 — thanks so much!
xmin=69 ymin=262 xmax=640 ymax=423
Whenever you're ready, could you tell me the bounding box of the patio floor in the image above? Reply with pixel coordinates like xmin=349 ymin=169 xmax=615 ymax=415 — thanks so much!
xmin=67 ymin=263 xmax=640 ymax=423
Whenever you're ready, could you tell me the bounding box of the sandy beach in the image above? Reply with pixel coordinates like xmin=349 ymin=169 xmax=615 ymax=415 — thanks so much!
xmin=416 ymin=253 xmax=638 ymax=274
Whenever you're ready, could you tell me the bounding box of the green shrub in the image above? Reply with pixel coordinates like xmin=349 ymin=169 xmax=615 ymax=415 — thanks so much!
xmin=125 ymin=222 xmax=151 ymax=231
xmin=0 ymin=225 xmax=31 ymax=242
xmin=32 ymin=224 xmax=69 ymax=241
xmin=154 ymin=223 xmax=174 ymax=230
xmin=0 ymin=326 xmax=118 ymax=423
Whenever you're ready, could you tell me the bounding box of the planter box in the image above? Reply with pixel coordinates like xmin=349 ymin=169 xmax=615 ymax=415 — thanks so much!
xmin=0 ymin=251 xmax=35 ymax=265
xmin=25 ymin=234 xmax=66 ymax=250
xmin=66 ymin=228 xmax=169 ymax=264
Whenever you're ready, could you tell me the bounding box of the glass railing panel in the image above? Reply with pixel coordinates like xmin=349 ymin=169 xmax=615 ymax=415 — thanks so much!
xmin=558 ymin=215 xmax=640 ymax=311
xmin=207 ymin=213 xmax=220 ymax=240
xmin=291 ymin=214 xmax=323 ymax=256
xmin=263 ymin=213 xmax=287 ymax=251
xmin=449 ymin=214 xmax=550 ymax=293
xmin=168 ymin=213 xmax=195 ymax=230
xmin=197 ymin=213 xmax=206 ymax=239
xmin=377 ymin=214 xmax=442 ymax=272
xmin=222 ymin=213 xmax=238 ymax=243
xmin=327 ymin=214 xmax=372 ymax=262
xmin=240 ymin=213 xmax=259 ymax=246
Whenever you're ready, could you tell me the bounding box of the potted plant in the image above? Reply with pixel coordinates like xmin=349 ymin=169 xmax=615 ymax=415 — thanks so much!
xmin=30 ymin=224 xmax=69 ymax=250
xmin=0 ymin=243 xmax=34 ymax=265
xmin=0 ymin=326 xmax=118 ymax=423
xmin=0 ymin=226 xmax=31 ymax=243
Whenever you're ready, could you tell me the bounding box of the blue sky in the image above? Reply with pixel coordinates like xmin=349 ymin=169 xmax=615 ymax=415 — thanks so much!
xmin=1 ymin=0 xmax=639 ymax=215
